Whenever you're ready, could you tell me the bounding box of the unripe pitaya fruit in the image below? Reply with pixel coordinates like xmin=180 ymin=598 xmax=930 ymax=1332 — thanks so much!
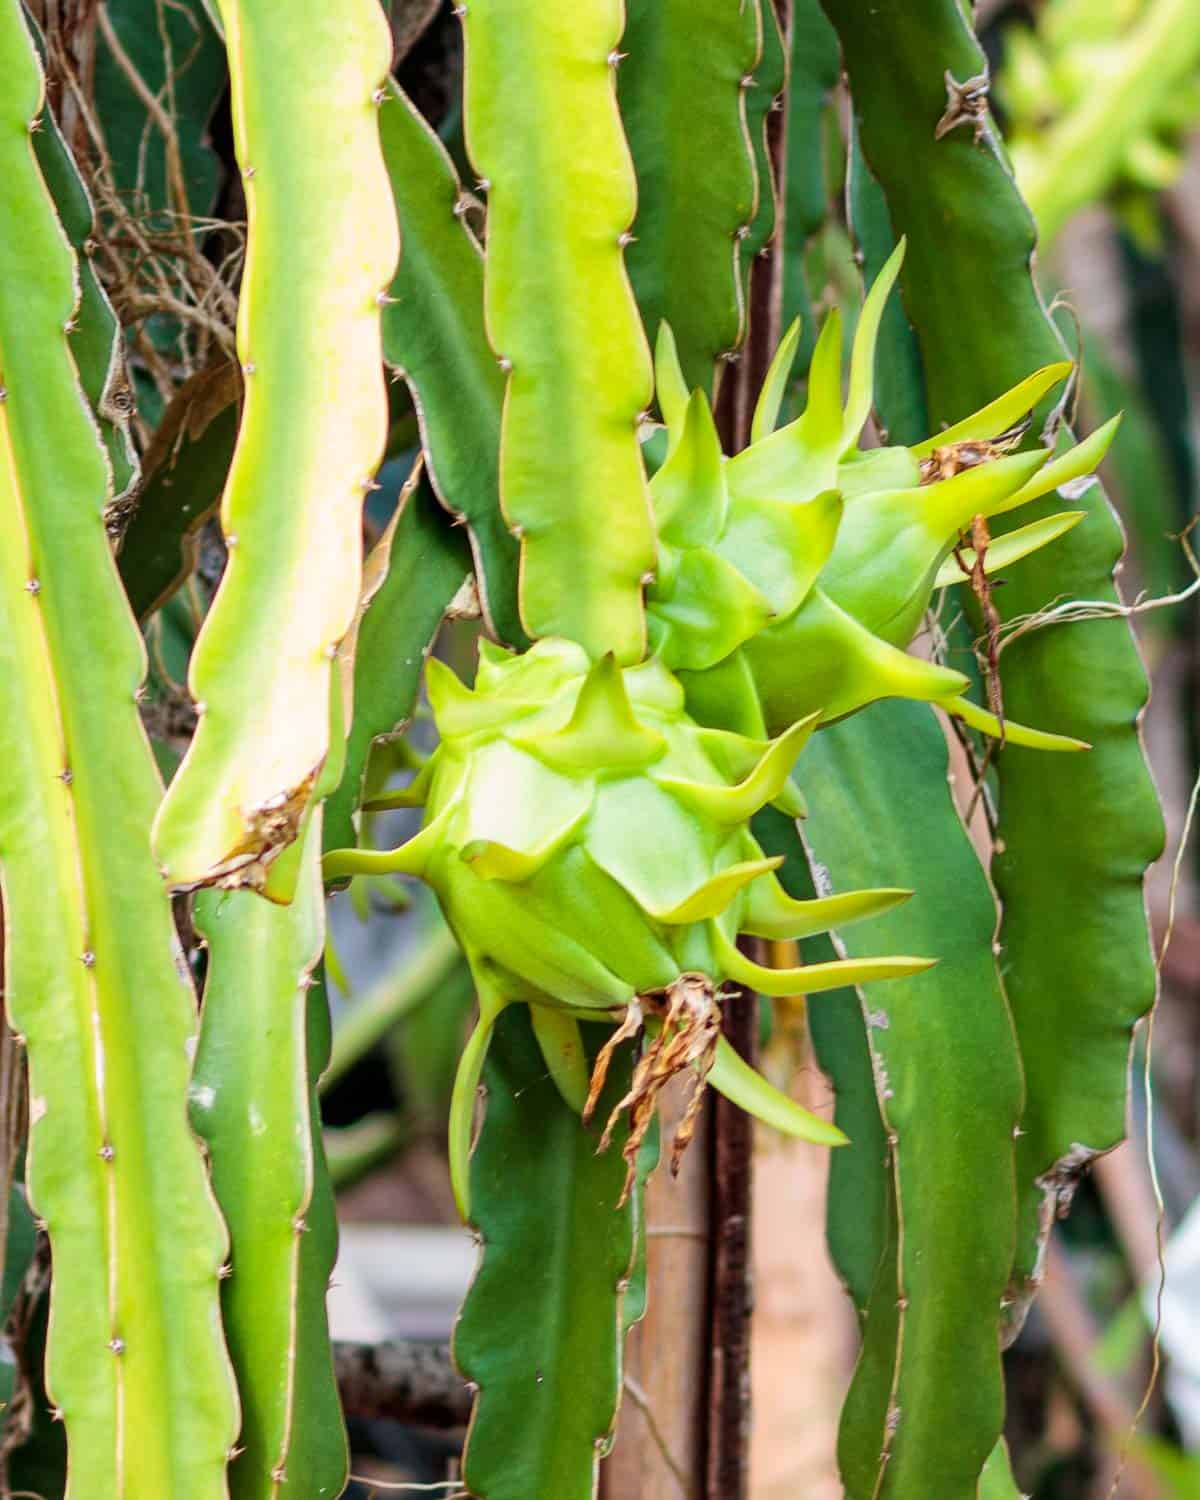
xmin=326 ymin=637 xmax=932 ymax=1214
xmin=647 ymin=242 xmax=1116 ymax=744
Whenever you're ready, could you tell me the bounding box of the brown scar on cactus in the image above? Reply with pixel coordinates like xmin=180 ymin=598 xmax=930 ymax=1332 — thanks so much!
xmin=171 ymin=770 xmax=319 ymax=893
xmin=584 ymin=973 xmax=726 ymax=1205
xmin=935 ymin=67 xmax=992 ymax=144
xmin=1002 ymin=1142 xmax=1099 ymax=1341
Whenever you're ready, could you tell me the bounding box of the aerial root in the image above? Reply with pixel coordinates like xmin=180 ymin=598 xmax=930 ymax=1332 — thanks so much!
xmin=585 ymin=974 xmax=724 ymax=1206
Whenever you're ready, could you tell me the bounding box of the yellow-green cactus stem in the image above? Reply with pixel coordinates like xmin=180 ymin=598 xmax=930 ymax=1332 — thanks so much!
xmin=460 ymin=2 xmax=657 ymax=663
xmin=153 ymin=0 xmax=399 ymax=892
xmin=325 ymin=638 xmax=932 ymax=1217
xmin=646 ymin=247 xmax=1117 ymax=747
xmin=0 ymin=3 xmax=237 ymax=1489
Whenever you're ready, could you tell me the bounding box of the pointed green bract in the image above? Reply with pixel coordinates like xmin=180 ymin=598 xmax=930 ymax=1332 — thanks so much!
xmin=709 ymin=924 xmax=935 ymax=996
xmin=529 ymin=1007 xmax=591 ymax=1113
xmin=910 ymin=364 xmax=1073 ymax=455
xmin=752 ymin=316 xmax=803 ymax=443
xmin=192 ymin=816 xmax=347 ymax=1500
xmin=842 ymin=238 xmax=906 ymax=451
xmin=933 ymin=511 xmax=1086 ymax=587
xmin=153 ymin=0 xmax=398 ymax=890
xmin=0 ymin=7 xmax=237 ymax=1489
xmin=621 ymin=0 xmax=761 ymax=392
xmin=462 ymin=3 xmax=655 ymax=663
xmin=708 ymin=1037 xmax=847 ymax=1147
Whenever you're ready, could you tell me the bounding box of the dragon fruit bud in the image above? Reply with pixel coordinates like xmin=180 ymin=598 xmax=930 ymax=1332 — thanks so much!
xmin=646 ymin=241 xmax=1114 ymax=749
xmin=325 ymin=638 xmax=932 ymax=1214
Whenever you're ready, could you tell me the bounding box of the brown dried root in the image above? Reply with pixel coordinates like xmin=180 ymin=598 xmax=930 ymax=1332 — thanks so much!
xmin=920 ymin=427 xmax=1027 ymax=739
xmin=584 ymin=974 xmax=724 ymax=1207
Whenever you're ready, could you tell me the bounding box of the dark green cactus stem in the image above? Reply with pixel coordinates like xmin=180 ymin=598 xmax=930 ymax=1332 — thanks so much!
xmin=116 ymin=363 xmax=240 ymax=620
xmin=781 ymin=0 xmax=840 ymax=369
xmin=821 ymin=0 xmax=1164 ymax=1329
xmin=798 ymin=704 xmax=1023 ymax=1499
xmin=377 ymin=79 xmax=524 ymax=648
xmin=94 ymin=0 xmax=226 ymax=223
xmin=454 ymin=1009 xmax=646 ymax=1500
xmin=28 ymin=57 xmax=138 ymax=514
xmin=0 ymin=4 xmax=238 ymax=1488
xmin=621 ymin=0 xmax=761 ymax=394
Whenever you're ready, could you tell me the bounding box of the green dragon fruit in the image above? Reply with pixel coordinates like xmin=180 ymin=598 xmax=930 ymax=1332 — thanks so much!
xmin=325 ymin=637 xmax=932 ymax=1215
xmin=648 ymin=242 xmax=1118 ymax=744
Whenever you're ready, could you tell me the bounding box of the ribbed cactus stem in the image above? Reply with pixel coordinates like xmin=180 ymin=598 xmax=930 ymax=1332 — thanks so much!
xmin=460 ymin=2 xmax=656 ymax=662
xmin=0 ymin=5 xmax=237 ymax=1490
xmin=153 ymin=0 xmax=399 ymax=893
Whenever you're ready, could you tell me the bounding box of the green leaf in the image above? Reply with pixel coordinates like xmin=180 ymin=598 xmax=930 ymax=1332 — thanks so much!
xmin=796 ymin=702 xmax=1023 ymax=1499
xmin=455 ymin=1008 xmax=643 ymax=1500
xmin=191 ymin=816 xmax=347 ymax=1499
xmin=153 ymin=0 xmax=399 ymax=890
xmin=462 ymin=3 xmax=655 ymax=662
xmin=826 ymin=0 xmax=1164 ymax=1333
xmin=0 ymin=6 xmax=237 ymax=1487
xmin=621 ymin=0 xmax=761 ymax=392
xmin=378 ymin=82 xmax=524 ymax=647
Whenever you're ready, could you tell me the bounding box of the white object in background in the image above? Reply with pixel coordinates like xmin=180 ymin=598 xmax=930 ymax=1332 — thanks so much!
xmin=1144 ymin=1193 xmax=1200 ymax=1449
xmin=328 ymin=1224 xmax=477 ymax=1344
